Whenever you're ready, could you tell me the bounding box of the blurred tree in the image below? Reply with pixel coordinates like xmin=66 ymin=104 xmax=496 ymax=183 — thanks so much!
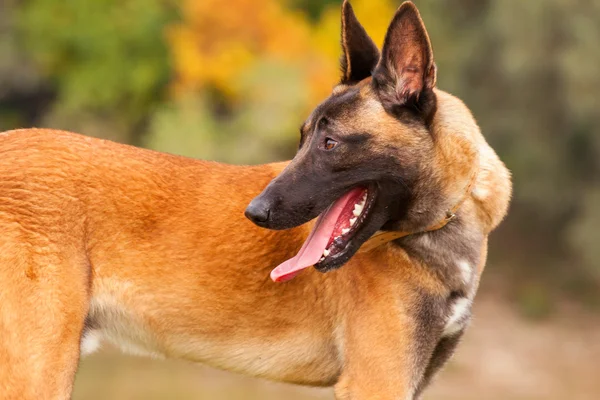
xmin=147 ymin=60 xmax=307 ymax=164
xmin=286 ymin=0 xmax=338 ymax=21
xmin=168 ymin=0 xmax=312 ymax=100
xmin=157 ymin=0 xmax=399 ymax=163
xmin=0 ymin=0 xmax=52 ymax=131
xmin=167 ymin=0 xmax=396 ymax=108
xmin=16 ymin=0 xmax=176 ymax=144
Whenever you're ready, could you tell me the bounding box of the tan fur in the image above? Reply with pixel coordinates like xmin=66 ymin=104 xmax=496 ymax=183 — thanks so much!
xmin=0 ymin=3 xmax=511 ymax=399
xmin=0 ymin=87 xmax=509 ymax=398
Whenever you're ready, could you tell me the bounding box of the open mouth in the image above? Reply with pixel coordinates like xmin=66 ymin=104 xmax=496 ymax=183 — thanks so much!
xmin=270 ymin=186 xmax=376 ymax=282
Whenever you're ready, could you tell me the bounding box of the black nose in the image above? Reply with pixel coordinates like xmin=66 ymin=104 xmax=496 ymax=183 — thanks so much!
xmin=245 ymin=197 xmax=271 ymax=225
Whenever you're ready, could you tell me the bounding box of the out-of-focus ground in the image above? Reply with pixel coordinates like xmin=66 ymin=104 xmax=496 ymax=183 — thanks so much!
xmin=74 ymin=292 xmax=600 ymax=400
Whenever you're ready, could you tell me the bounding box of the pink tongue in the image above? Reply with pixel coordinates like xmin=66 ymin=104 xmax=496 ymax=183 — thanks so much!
xmin=270 ymin=188 xmax=364 ymax=282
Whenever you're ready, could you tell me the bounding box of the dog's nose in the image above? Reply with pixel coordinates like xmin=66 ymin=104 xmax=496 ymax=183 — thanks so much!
xmin=245 ymin=197 xmax=271 ymax=224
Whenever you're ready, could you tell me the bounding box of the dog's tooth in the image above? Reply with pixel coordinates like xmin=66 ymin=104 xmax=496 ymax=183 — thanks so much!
xmin=319 ymin=257 xmax=325 ymax=262
xmin=350 ymin=217 xmax=357 ymax=226
xmin=353 ymin=204 xmax=363 ymax=216
xmin=323 ymin=249 xmax=330 ymax=257
xmin=342 ymin=228 xmax=350 ymax=235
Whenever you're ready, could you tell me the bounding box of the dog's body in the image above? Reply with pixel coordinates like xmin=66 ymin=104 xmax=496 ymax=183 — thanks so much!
xmin=0 ymin=2 xmax=511 ymax=399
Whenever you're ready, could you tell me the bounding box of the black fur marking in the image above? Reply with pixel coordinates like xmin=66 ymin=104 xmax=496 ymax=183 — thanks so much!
xmin=415 ymin=333 xmax=464 ymax=397
xmin=409 ymin=289 xmax=448 ymax=389
xmin=343 ymin=132 xmax=372 ymax=144
xmin=340 ymin=1 xmax=380 ymax=84
xmin=83 ymin=314 xmax=98 ymax=331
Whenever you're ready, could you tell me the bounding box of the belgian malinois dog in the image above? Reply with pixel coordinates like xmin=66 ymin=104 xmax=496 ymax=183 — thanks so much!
xmin=0 ymin=1 xmax=510 ymax=399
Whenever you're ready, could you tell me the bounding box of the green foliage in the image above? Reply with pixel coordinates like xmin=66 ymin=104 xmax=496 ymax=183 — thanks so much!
xmin=287 ymin=0 xmax=339 ymax=21
xmin=147 ymin=60 xmax=305 ymax=164
xmin=15 ymin=0 xmax=176 ymax=142
xmin=0 ymin=2 xmax=44 ymax=131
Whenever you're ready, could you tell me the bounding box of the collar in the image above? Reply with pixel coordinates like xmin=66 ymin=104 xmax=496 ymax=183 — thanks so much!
xmin=357 ymin=166 xmax=479 ymax=254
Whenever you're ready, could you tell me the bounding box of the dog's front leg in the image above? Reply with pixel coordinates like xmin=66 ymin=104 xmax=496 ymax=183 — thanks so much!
xmin=333 ymin=291 xmax=443 ymax=400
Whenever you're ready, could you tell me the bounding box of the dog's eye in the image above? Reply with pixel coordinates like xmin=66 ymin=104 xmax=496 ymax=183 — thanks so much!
xmin=323 ymin=138 xmax=338 ymax=151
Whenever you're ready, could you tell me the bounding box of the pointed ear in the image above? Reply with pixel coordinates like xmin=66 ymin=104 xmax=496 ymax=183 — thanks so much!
xmin=372 ymin=2 xmax=436 ymax=109
xmin=340 ymin=0 xmax=380 ymax=84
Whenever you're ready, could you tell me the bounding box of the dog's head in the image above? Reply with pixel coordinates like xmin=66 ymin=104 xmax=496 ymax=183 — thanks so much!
xmin=246 ymin=1 xmax=475 ymax=281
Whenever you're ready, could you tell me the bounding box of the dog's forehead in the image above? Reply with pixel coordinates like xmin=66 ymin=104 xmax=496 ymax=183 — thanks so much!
xmin=303 ymin=81 xmax=426 ymax=148
xmin=305 ymin=80 xmax=380 ymax=127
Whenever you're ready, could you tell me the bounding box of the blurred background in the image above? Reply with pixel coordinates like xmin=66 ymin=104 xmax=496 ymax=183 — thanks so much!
xmin=1 ymin=0 xmax=599 ymax=398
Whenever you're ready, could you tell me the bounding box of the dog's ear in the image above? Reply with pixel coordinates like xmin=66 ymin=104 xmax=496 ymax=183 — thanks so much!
xmin=340 ymin=0 xmax=380 ymax=84
xmin=372 ymin=1 xmax=436 ymax=110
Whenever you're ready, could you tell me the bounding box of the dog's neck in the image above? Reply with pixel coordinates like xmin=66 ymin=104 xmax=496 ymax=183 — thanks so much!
xmin=359 ymin=163 xmax=479 ymax=253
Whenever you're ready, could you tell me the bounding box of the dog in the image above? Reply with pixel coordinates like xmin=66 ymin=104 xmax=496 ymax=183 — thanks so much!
xmin=0 ymin=1 xmax=511 ymax=399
